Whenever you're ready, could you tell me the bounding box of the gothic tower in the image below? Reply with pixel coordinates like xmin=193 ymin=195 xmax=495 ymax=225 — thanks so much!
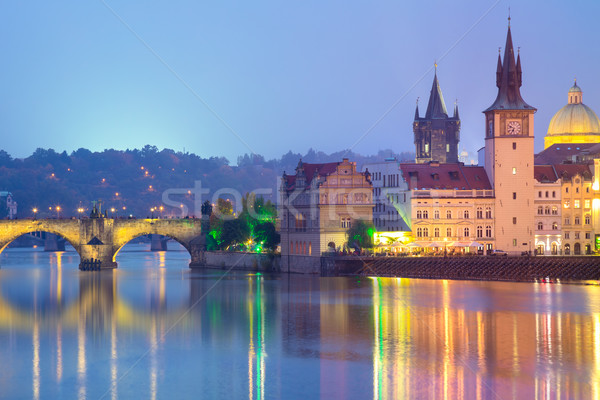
xmin=413 ymin=69 xmax=460 ymax=163
xmin=483 ymin=21 xmax=536 ymax=255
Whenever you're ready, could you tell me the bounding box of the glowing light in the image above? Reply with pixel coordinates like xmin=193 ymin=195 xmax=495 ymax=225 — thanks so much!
xmin=148 ymin=185 xmax=153 ymax=190
xmin=102 ymin=178 xmax=106 ymax=183
xmin=115 ymin=192 xmax=119 ymax=197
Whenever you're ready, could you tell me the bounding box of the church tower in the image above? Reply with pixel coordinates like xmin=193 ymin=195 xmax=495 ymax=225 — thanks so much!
xmin=483 ymin=21 xmax=536 ymax=255
xmin=413 ymin=68 xmax=460 ymax=163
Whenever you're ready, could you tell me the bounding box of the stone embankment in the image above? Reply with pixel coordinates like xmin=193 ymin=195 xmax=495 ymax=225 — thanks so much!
xmin=353 ymin=256 xmax=600 ymax=282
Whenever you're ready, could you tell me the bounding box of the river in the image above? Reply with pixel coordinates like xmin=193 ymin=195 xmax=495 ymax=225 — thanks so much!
xmin=0 ymin=244 xmax=599 ymax=399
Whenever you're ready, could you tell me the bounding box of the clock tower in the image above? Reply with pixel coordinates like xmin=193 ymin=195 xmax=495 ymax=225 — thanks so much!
xmin=484 ymin=21 xmax=536 ymax=255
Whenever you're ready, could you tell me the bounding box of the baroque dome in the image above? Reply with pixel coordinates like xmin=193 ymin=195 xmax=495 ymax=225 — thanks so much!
xmin=545 ymin=81 xmax=600 ymax=148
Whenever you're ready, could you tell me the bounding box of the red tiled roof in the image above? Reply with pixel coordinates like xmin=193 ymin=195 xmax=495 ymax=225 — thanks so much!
xmin=283 ymin=162 xmax=341 ymax=191
xmin=399 ymin=163 xmax=491 ymax=190
xmin=533 ymin=165 xmax=558 ymax=182
xmin=553 ymin=164 xmax=592 ymax=180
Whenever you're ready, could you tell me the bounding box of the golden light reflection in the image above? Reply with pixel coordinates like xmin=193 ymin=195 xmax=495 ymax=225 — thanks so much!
xmin=77 ymin=314 xmax=86 ymax=400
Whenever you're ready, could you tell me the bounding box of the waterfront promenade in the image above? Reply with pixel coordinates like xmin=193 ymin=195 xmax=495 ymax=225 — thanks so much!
xmin=352 ymin=255 xmax=600 ymax=282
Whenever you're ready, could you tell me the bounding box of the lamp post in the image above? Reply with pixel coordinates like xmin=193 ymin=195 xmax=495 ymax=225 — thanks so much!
xmin=32 ymin=208 xmax=38 ymax=220
xmin=159 ymin=206 xmax=164 ymax=219
xmin=56 ymin=206 xmax=61 ymax=219
xmin=77 ymin=207 xmax=84 ymax=218
xmin=151 ymin=207 xmax=155 ymax=219
xmin=111 ymin=207 xmax=116 ymax=218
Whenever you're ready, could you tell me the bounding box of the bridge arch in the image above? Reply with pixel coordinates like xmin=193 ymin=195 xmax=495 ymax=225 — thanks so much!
xmin=0 ymin=220 xmax=81 ymax=260
xmin=112 ymin=232 xmax=193 ymax=262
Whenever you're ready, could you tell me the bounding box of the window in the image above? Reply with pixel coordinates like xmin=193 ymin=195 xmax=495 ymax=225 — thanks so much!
xmin=513 ymin=192 xmax=517 ymax=200
xmin=434 ymin=228 xmax=440 ymax=237
xmin=463 ymin=227 xmax=470 ymax=237
xmin=417 ymin=228 xmax=423 ymax=237
xmin=537 ymin=222 xmax=543 ymax=230
xmin=585 ymin=215 xmax=591 ymax=225
xmin=575 ymin=232 xmax=580 ymax=239
xmin=476 ymin=226 xmax=483 ymax=237
xmin=446 ymin=144 xmax=450 ymax=152
xmin=446 ymin=210 xmax=452 ymax=219
xmin=513 ymin=217 xmax=517 ymax=224
xmin=552 ymin=191 xmax=556 ymax=198
xmin=434 ymin=210 xmax=440 ymax=219
xmin=512 ymin=167 xmax=517 ymax=175
xmin=485 ymin=225 xmax=492 ymax=237
xmin=566 ymin=187 xmax=569 ymax=193
xmin=552 ymin=206 xmax=558 ymax=215
xmin=513 ymin=239 xmax=517 ymax=246
xmin=476 ymin=207 xmax=483 ymax=219
xmin=576 ymin=187 xmax=579 ymax=194
xmin=565 ymin=232 xmax=570 ymax=239
xmin=545 ymin=191 xmax=549 ymax=198
xmin=585 ymin=200 xmax=591 ymax=209
xmin=423 ymin=228 xmax=429 ymax=237
xmin=464 ymin=210 xmax=470 ymax=219
xmin=538 ymin=191 xmax=542 ymax=198
xmin=446 ymin=227 xmax=452 ymax=237
xmin=574 ymin=200 xmax=580 ymax=208
xmin=552 ymin=222 xmax=558 ymax=230
xmin=485 ymin=207 xmax=492 ymax=219
xmin=423 ymin=210 xmax=429 ymax=219
xmin=586 ymin=232 xmax=591 ymax=239
xmin=564 ymin=200 xmax=570 ymax=209
xmin=513 ymin=142 xmax=517 ymax=150
xmin=545 ymin=206 xmax=550 ymax=215
xmin=575 ymin=216 xmax=580 ymax=225
xmin=417 ymin=210 xmax=422 ymax=219
xmin=537 ymin=206 xmax=543 ymax=215
xmin=587 ymin=187 xmax=590 ymax=193
xmin=565 ymin=217 xmax=570 ymax=225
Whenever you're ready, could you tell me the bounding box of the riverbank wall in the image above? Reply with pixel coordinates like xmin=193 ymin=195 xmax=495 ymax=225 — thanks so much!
xmin=189 ymin=251 xmax=280 ymax=272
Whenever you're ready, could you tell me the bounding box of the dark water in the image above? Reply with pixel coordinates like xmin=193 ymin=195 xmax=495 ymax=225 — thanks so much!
xmin=0 ymin=245 xmax=599 ymax=399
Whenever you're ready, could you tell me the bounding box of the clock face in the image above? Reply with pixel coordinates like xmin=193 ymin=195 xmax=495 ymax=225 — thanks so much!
xmin=507 ymin=121 xmax=521 ymax=135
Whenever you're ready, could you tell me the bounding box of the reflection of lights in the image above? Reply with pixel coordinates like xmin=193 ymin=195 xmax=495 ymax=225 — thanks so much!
xmin=33 ymin=320 xmax=40 ymax=400
xmin=248 ymin=276 xmax=265 ymax=400
xmin=78 ymin=313 xmax=87 ymax=400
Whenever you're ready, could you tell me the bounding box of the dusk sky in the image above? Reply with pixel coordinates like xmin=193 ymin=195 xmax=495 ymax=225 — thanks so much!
xmin=0 ymin=1 xmax=598 ymax=164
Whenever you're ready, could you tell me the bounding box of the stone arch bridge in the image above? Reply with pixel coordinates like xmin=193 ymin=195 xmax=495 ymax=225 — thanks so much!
xmin=0 ymin=218 xmax=204 ymax=269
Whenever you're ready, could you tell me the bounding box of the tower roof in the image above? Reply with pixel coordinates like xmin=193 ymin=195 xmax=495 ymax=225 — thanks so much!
xmin=484 ymin=24 xmax=536 ymax=112
xmin=424 ymin=69 xmax=449 ymax=119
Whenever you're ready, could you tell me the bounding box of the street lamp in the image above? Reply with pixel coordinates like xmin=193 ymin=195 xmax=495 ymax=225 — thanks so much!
xmin=77 ymin=207 xmax=84 ymax=218
xmin=159 ymin=206 xmax=164 ymax=219
xmin=32 ymin=208 xmax=38 ymax=220
xmin=56 ymin=206 xmax=61 ymax=219
xmin=111 ymin=207 xmax=116 ymax=218
xmin=151 ymin=207 xmax=155 ymax=219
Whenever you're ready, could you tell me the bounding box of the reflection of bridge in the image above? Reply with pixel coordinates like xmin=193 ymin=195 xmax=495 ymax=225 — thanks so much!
xmin=0 ymin=219 xmax=203 ymax=269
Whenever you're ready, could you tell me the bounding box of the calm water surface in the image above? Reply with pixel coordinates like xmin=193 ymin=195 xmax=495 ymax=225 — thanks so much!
xmin=1 ymin=245 xmax=600 ymax=399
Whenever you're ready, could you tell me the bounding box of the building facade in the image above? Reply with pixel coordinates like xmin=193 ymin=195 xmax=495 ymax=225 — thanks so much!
xmin=361 ymin=159 xmax=410 ymax=233
xmin=279 ymin=159 xmax=373 ymax=270
xmin=400 ymin=163 xmax=495 ymax=253
xmin=533 ymin=166 xmax=562 ymax=255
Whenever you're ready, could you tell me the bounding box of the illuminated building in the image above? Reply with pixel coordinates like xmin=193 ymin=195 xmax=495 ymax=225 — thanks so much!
xmin=533 ymin=166 xmax=562 ymax=255
xmin=544 ymin=81 xmax=600 ymax=149
xmin=413 ymin=69 xmax=460 ymax=164
xmin=399 ymin=162 xmax=495 ymax=253
xmin=361 ymin=158 xmax=410 ymax=233
xmin=279 ymin=158 xmax=373 ymax=271
xmin=0 ymin=191 xmax=17 ymax=219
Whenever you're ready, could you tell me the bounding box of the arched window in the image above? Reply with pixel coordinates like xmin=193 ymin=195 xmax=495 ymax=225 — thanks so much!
xmin=485 ymin=207 xmax=492 ymax=219
xmin=537 ymin=222 xmax=543 ymax=230
xmin=575 ymin=216 xmax=580 ymax=225
xmin=416 ymin=210 xmax=422 ymax=219
xmin=545 ymin=206 xmax=550 ymax=215
xmin=434 ymin=227 xmax=440 ymax=237
xmin=446 ymin=227 xmax=452 ymax=237
xmin=551 ymin=206 xmax=558 ymax=215
xmin=574 ymin=243 xmax=581 ymax=255
xmin=537 ymin=206 xmax=543 ymax=215
xmin=564 ymin=244 xmax=571 ymax=255
xmin=434 ymin=210 xmax=440 ymax=219
xmin=446 ymin=210 xmax=452 ymax=219
xmin=585 ymin=215 xmax=591 ymax=225
xmin=417 ymin=228 xmax=423 ymax=238
xmin=545 ymin=191 xmax=549 ymax=198
xmin=463 ymin=210 xmax=470 ymax=219
xmin=476 ymin=207 xmax=483 ymax=219
xmin=423 ymin=210 xmax=429 ymax=219
xmin=476 ymin=226 xmax=483 ymax=237
xmin=485 ymin=225 xmax=492 ymax=237
xmin=463 ymin=227 xmax=470 ymax=237
xmin=552 ymin=222 xmax=558 ymax=230
xmin=423 ymin=228 xmax=429 ymax=237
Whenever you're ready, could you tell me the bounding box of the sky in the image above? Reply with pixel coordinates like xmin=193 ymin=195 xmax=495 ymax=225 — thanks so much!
xmin=0 ymin=1 xmax=598 ymax=164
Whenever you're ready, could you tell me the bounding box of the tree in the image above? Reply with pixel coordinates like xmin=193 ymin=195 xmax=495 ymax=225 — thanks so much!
xmin=221 ymin=218 xmax=250 ymax=250
xmin=346 ymin=219 xmax=375 ymax=251
xmin=254 ymin=221 xmax=280 ymax=252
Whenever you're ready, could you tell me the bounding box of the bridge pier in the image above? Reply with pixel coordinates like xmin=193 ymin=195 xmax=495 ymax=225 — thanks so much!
xmin=150 ymin=234 xmax=168 ymax=251
xmin=44 ymin=233 xmax=66 ymax=252
xmin=78 ymin=244 xmax=117 ymax=270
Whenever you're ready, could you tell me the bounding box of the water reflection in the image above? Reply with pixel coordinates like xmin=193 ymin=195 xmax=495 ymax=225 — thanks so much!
xmin=0 ymin=248 xmax=599 ymax=398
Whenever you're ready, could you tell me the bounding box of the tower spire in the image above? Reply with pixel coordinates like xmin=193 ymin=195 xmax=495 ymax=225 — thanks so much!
xmin=484 ymin=20 xmax=535 ymax=111
xmin=414 ymin=97 xmax=420 ymax=120
xmin=425 ymin=68 xmax=448 ymax=119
